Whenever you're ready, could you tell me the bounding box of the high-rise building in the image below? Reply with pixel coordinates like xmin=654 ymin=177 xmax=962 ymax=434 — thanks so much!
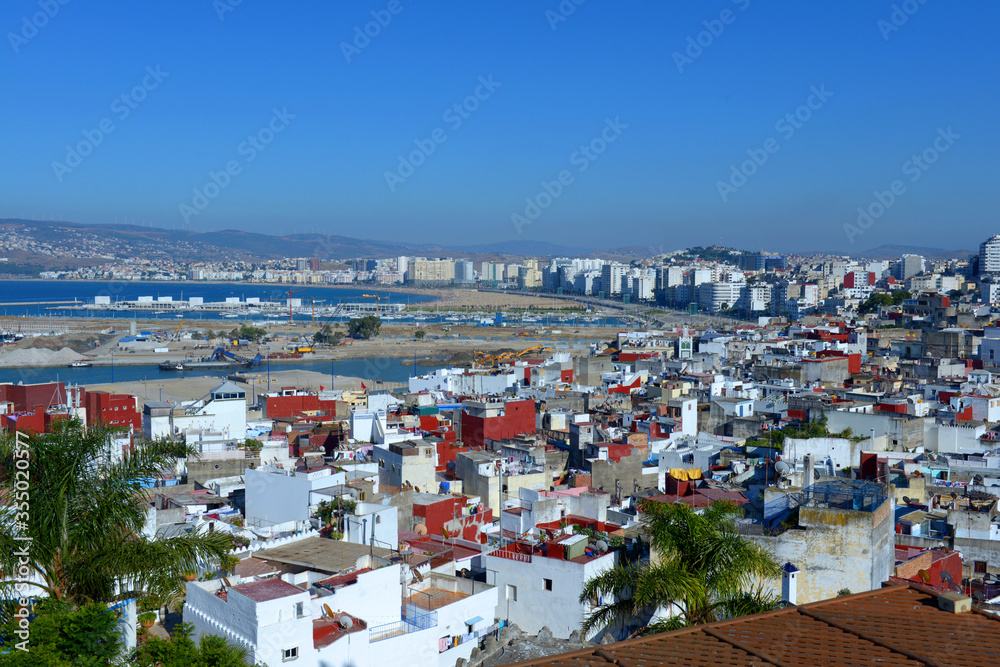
xmin=454 ymin=260 xmax=475 ymax=283
xmin=410 ymin=259 xmax=455 ymax=283
xmin=893 ymin=254 xmax=925 ymax=281
xmin=601 ymin=263 xmax=626 ymax=295
xmin=482 ymin=262 xmax=505 ymax=282
xmin=980 ymin=235 xmax=1000 ymax=276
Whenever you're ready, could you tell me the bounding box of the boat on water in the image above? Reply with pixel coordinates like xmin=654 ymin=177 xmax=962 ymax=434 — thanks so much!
xmin=68 ymin=360 xmax=93 ymax=368
xmin=159 ymin=361 xmax=186 ymax=371
xmin=222 ymin=312 xmax=240 ymax=318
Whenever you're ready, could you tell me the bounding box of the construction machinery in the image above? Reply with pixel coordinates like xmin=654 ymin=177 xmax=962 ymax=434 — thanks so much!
xmin=473 ymin=345 xmax=551 ymax=368
xmin=172 ymin=318 xmax=186 ymax=339
xmin=286 ymin=288 xmax=306 ymax=324
xmin=362 ymin=293 xmax=386 ymax=316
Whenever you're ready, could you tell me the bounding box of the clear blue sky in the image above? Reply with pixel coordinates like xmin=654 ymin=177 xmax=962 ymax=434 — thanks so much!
xmin=2 ymin=0 xmax=997 ymax=253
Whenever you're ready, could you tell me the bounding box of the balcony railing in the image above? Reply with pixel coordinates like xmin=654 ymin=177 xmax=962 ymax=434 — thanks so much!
xmin=368 ymin=609 xmax=437 ymax=643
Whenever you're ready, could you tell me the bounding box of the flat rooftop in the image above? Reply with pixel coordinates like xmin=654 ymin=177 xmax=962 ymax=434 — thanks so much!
xmin=405 ymin=587 xmax=469 ymax=611
xmin=230 ymin=578 xmax=303 ymax=603
xmin=254 ymin=537 xmax=394 ymax=574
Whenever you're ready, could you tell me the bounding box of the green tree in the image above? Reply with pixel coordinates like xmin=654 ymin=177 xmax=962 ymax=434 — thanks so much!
xmin=313 ymin=323 xmax=342 ymax=345
xmin=130 ymin=622 xmax=253 ymax=667
xmin=580 ymin=500 xmax=780 ymax=636
xmin=0 ymin=599 xmax=122 ymax=666
xmin=0 ymin=421 xmax=233 ymax=612
xmin=347 ymin=315 xmax=381 ymax=340
xmin=414 ymin=329 xmax=427 ymax=340
xmin=229 ymin=324 xmax=265 ymax=342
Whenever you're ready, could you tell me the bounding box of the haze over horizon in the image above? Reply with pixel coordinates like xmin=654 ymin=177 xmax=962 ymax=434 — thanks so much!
xmin=4 ymin=1 xmax=998 ymax=253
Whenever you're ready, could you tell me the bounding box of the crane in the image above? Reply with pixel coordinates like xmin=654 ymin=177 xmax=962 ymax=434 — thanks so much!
xmin=361 ymin=293 xmax=386 ymax=317
xmin=172 ymin=318 xmax=186 ymax=339
xmin=309 ymin=298 xmax=324 ymax=325
xmin=286 ymin=288 xmax=306 ymax=324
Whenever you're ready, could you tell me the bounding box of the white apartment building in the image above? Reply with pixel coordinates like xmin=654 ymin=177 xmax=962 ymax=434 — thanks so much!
xmin=184 ymin=560 xmax=498 ymax=667
xmin=699 ymin=281 xmax=744 ymax=313
xmin=981 ymin=235 xmax=1000 ymax=276
xmin=601 ymin=263 xmax=627 ymax=295
xmin=142 ymin=381 xmax=247 ymax=443
xmin=483 ymin=539 xmax=618 ymax=641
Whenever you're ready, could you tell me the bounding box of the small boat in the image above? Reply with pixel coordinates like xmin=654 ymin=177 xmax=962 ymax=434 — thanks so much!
xmin=159 ymin=361 xmax=186 ymax=371
xmin=223 ymin=313 xmax=239 ymax=319
xmin=69 ymin=360 xmax=93 ymax=368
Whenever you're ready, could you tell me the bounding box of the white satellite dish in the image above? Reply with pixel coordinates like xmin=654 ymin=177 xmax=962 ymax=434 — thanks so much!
xmin=774 ymin=461 xmax=790 ymax=476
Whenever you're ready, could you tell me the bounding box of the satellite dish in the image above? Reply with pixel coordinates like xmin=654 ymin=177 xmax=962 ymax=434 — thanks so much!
xmin=940 ymin=571 xmax=954 ymax=584
xmin=902 ymin=496 xmax=911 ymax=505
xmin=414 ymin=486 xmax=420 ymax=493
xmin=596 ymin=540 xmax=609 ymax=552
xmin=775 ymin=461 xmax=790 ymax=476
xmin=339 ymin=616 xmax=354 ymax=629
xmin=412 ymin=568 xmax=424 ymax=583
xmin=917 ymin=569 xmax=931 ymax=584
xmin=323 ymin=603 xmax=335 ymax=618
xmin=415 ymin=523 xmax=428 ymax=536
xmin=222 ymin=577 xmax=233 ymax=587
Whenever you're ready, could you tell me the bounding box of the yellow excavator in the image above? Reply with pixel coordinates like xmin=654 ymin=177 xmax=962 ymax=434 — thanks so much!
xmin=473 ymin=345 xmax=551 ymax=368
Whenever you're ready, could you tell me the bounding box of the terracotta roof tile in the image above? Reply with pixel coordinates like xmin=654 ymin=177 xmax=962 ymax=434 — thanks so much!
xmin=504 ymin=584 xmax=1000 ymax=667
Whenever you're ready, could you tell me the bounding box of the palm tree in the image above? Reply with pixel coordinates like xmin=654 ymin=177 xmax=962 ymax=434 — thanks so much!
xmin=0 ymin=419 xmax=232 ymax=612
xmin=580 ymin=500 xmax=780 ymax=636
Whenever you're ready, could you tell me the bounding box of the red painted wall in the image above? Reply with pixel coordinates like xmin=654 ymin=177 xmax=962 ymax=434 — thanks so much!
xmin=265 ymin=395 xmax=337 ymax=419
xmin=84 ymin=391 xmax=140 ymax=430
xmin=0 ymin=382 xmax=66 ymax=412
xmin=461 ymin=399 xmax=535 ymax=449
xmin=848 ymin=353 xmax=861 ymax=374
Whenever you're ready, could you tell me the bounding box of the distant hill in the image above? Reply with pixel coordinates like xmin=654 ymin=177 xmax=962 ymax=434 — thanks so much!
xmin=855 ymin=244 xmax=975 ymax=261
xmin=0 ymin=219 xmax=612 ymax=262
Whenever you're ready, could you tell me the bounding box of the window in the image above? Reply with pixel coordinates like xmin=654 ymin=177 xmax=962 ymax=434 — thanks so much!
xmin=295 ymin=602 xmax=304 ymax=618
xmin=975 ymin=560 xmax=988 ymax=574
xmin=506 ymin=584 xmax=517 ymax=601
xmin=282 ymin=647 xmax=298 ymax=661
xmin=543 ymin=578 xmax=553 ymax=591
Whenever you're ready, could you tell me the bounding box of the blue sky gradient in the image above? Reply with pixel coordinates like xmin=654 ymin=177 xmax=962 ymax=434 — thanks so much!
xmin=2 ymin=0 xmax=997 ymax=252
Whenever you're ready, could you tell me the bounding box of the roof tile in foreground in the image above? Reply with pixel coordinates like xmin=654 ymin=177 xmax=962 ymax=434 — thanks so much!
xmin=504 ymin=584 xmax=1000 ymax=667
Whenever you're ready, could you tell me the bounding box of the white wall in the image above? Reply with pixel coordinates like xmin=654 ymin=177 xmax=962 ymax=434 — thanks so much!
xmin=483 ymin=549 xmax=617 ymax=641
